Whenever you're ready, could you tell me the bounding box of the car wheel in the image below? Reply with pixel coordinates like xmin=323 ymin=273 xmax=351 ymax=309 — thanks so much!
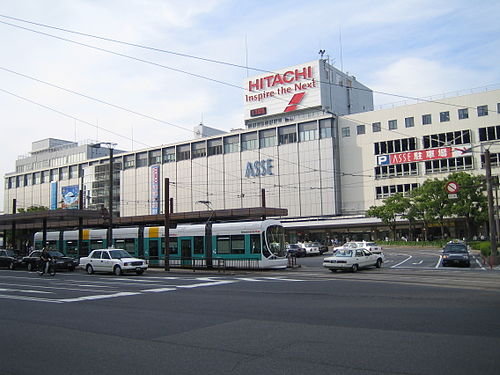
xmin=27 ymin=263 xmax=34 ymax=272
xmin=330 ymin=269 xmax=338 ymax=273
xmin=136 ymin=269 xmax=144 ymax=275
xmin=376 ymin=258 xmax=382 ymax=268
xmin=351 ymin=264 xmax=358 ymax=273
xmin=86 ymin=265 xmax=94 ymax=275
xmin=9 ymin=262 xmax=15 ymax=270
xmin=113 ymin=266 xmax=122 ymax=276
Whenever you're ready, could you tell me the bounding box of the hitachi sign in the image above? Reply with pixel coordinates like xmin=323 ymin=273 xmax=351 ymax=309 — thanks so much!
xmin=248 ymin=66 xmax=313 ymax=91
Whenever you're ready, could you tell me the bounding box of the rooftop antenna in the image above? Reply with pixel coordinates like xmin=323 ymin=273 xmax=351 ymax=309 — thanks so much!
xmin=319 ymin=49 xmax=326 ymax=59
xmin=339 ymin=26 xmax=344 ymax=72
xmin=245 ymin=34 xmax=249 ymax=77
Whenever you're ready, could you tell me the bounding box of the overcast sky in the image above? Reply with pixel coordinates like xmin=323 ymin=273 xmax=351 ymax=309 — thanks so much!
xmin=1 ymin=0 xmax=499 ymax=211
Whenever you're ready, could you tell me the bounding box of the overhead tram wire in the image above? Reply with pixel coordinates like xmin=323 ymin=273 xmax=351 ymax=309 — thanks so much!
xmin=1 ymin=18 xmax=489 ymax=189
xmin=1 ymin=15 xmax=498 ymax=115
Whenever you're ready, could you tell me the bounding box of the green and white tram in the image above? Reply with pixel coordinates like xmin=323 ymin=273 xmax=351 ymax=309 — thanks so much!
xmin=34 ymin=219 xmax=287 ymax=269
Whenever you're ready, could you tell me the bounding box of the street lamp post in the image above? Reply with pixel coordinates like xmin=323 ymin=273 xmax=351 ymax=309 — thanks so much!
xmin=197 ymin=200 xmax=214 ymax=268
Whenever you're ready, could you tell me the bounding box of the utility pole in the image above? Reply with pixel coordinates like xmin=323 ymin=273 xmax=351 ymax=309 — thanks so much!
xmin=164 ymin=178 xmax=170 ymax=271
xmin=484 ymin=149 xmax=498 ymax=261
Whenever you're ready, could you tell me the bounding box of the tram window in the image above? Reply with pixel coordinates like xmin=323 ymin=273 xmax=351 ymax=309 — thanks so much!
xmin=66 ymin=240 xmax=78 ymax=255
xmin=115 ymin=239 xmax=135 ymax=254
xmin=194 ymin=236 xmax=204 ymax=254
xmin=169 ymin=238 xmax=178 ymax=254
xmin=250 ymin=234 xmax=261 ymax=254
xmin=216 ymin=236 xmax=230 ymax=254
xmin=231 ymin=235 xmax=245 ymax=254
xmin=90 ymin=240 xmax=103 ymax=250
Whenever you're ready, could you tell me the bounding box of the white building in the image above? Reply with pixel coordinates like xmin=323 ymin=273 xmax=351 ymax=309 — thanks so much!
xmin=3 ymin=59 xmax=500 ymax=241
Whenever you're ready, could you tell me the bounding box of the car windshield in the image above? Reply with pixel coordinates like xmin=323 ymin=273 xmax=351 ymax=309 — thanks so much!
xmin=288 ymin=245 xmax=299 ymax=249
xmin=48 ymin=251 xmax=64 ymax=257
xmin=5 ymin=250 xmax=19 ymax=257
xmin=109 ymin=250 xmax=133 ymax=259
xmin=343 ymin=243 xmax=358 ymax=249
xmin=443 ymin=245 xmax=467 ymax=253
xmin=335 ymin=249 xmax=353 ymax=257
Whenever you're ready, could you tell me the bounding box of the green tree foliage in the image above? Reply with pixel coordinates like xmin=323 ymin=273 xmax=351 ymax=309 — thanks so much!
xmin=367 ymin=193 xmax=409 ymax=240
xmin=17 ymin=206 xmax=49 ymax=213
xmin=445 ymin=172 xmax=487 ymax=238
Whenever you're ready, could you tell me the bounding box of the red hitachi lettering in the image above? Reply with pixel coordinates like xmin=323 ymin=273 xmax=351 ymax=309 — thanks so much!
xmin=247 ymin=66 xmax=313 ymax=91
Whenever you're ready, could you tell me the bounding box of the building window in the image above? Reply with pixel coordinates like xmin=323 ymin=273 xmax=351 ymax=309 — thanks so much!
xmin=497 ymin=103 xmax=500 ymax=114
xmin=375 ymin=163 xmax=418 ymax=179
xmin=404 ymin=117 xmax=414 ymax=128
xmin=259 ymin=129 xmax=276 ymax=148
xmin=50 ymin=169 xmax=58 ymax=181
xmin=423 ymin=130 xmax=471 ymax=148
xmin=341 ymin=127 xmax=350 ymax=137
xmin=208 ymin=139 xmax=222 ymax=156
xmin=479 ymin=125 xmax=500 ymax=141
xmin=388 ymin=120 xmax=397 ymax=130
xmin=376 ymin=183 xmax=418 ymax=199
xmin=440 ymin=111 xmax=450 ymax=122
xmin=477 ymin=105 xmax=488 ymax=117
xmin=192 ymin=141 xmax=207 ymax=159
xmin=319 ymin=118 xmax=332 ymax=138
xmin=149 ymin=150 xmax=161 ymax=165
xmin=422 ymin=114 xmax=432 ymax=125
xmin=136 ymin=152 xmax=148 ymax=167
xmin=481 ymin=153 xmax=500 ymax=168
xmin=124 ymin=155 xmax=135 ymax=169
xmin=372 ymin=122 xmax=381 ymax=132
xmin=424 ymin=156 xmax=473 ymax=174
xmin=298 ymin=121 xmax=317 ymax=142
xmin=374 ymin=137 xmax=417 ymax=155
xmin=41 ymin=170 xmax=48 ymax=183
xmin=458 ymin=108 xmax=469 ymax=120
xmin=176 ymin=145 xmax=190 ymax=161
xmin=223 ymin=136 xmax=239 ymax=154
xmin=279 ymin=125 xmax=298 ymax=144
xmin=33 ymin=172 xmax=40 ymax=185
xmin=241 ymin=132 xmax=258 ymax=151
xmin=357 ymin=125 xmax=366 ymax=135
xmin=162 ymin=147 xmax=175 ymax=163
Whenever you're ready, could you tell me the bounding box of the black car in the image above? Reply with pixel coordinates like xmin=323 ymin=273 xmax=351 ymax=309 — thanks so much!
xmin=442 ymin=242 xmax=470 ymax=267
xmin=286 ymin=244 xmax=306 ymax=257
xmin=0 ymin=249 xmax=24 ymax=270
xmin=23 ymin=250 xmax=78 ymax=271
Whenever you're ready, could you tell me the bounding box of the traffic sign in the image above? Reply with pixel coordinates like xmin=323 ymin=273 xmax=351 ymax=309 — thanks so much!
xmin=445 ymin=181 xmax=459 ymax=194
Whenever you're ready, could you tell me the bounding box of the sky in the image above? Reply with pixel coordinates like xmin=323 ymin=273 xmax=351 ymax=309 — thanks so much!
xmin=1 ymin=0 xmax=499 ymax=211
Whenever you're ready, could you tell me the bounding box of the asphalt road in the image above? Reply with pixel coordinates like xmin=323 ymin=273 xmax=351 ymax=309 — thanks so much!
xmin=1 ymin=248 xmax=499 ymax=375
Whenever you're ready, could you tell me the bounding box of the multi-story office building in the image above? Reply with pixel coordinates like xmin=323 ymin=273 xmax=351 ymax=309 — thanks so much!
xmin=3 ymin=59 xmax=500 ymax=241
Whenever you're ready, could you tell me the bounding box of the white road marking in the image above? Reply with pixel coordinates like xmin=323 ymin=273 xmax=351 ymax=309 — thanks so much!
xmin=58 ymin=291 xmax=141 ymax=303
xmin=0 ymin=288 xmax=52 ymax=294
xmin=435 ymin=256 xmax=442 ymax=268
xmin=412 ymin=260 xmax=424 ymax=265
xmin=391 ymin=255 xmax=412 ymax=268
xmin=142 ymin=287 xmax=177 ymax=293
xmin=474 ymin=257 xmax=486 ymax=270
xmin=0 ymin=293 xmax=62 ymax=303
xmin=177 ymin=280 xmax=236 ymax=288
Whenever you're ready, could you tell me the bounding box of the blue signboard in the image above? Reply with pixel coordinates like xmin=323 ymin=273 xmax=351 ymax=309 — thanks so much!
xmin=151 ymin=166 xmax=160 ymax=214
xmin=50 ymin=181 xmax=58 ymax=210
xmin=61 ymin=185 xmax=79 ymax=209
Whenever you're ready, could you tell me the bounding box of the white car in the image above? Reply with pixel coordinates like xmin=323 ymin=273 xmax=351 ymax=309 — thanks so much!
xmin=301 ymin=242 xmax=321 ymax=256
xmin=323 ymin=248 xmax=383 ymax=272
xmin=334 ymin=241 xmax=384 ymax=260
xmin=80 ymin=249 xmax=148 ymax=276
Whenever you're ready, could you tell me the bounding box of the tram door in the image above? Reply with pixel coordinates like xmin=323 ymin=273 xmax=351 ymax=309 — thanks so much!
xmin=180 ymin=238 xmax=192 ymax=268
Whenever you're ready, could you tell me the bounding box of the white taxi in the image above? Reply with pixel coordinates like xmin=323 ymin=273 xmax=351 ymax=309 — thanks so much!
xmin=80 ymin=249 xmax=148 ymax=276
xmin=323 ymin=248 xmax=383 ymax=272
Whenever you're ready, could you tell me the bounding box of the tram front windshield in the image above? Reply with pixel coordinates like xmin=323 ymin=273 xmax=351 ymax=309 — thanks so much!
xmin=265 ymin=225 xmax=286 ymax=258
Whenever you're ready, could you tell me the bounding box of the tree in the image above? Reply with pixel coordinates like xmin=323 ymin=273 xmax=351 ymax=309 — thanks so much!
xmin=445 ymin=172 xmax=487 ymax=239
xmin=367 ymin=193 xmax=408 ymax=240
xmin=17 ymin=206 xmax=49 ymax=213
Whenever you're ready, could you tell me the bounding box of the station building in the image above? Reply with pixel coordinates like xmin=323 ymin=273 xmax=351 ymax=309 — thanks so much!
xmin=3 ymin=59 xmax=500 ymax=242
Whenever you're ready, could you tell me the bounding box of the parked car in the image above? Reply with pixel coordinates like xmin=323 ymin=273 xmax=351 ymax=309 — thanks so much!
xmin=334 ymin=241 xmax=384 ymax=259
xmin=286 ymin=244 xmax=306 ymax=257
xmin=318 ymin=243 xmax=329 ymax=255
xmin=80 ymin=249 xmax=148 ymax=275
xmin=302 ymin=242 xmax=321 ymax=256
xmin=442 ymin=241 xmax=470 ymax=267
xmin=323 ymin=248 xmax=384 ymax=272
xmin=0 ymin=249 xmax=24 ymax=270
xmin=23 ymin=250 xmax=78 ymax=272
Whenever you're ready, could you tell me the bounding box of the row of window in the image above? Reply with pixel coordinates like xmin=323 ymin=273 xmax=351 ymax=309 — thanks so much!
xmin=375 ymin=156 xmax=474 ymax=179
xmin=375 ymin=183 xmax=418 ymax=199
xmin=346 ymin=103 xmax=498 ymax=137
